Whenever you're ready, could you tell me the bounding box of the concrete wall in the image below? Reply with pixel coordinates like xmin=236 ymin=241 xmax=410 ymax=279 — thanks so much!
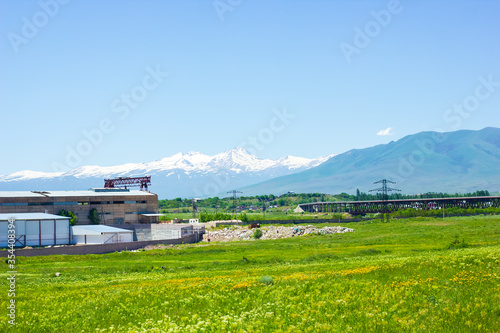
xmin=247 ymin=218 xmax=370 ymax=224
xmin=199 ymin=219 xmax=368 ymax=229
xmin=0 ymin=234 xmax=200 ymax=257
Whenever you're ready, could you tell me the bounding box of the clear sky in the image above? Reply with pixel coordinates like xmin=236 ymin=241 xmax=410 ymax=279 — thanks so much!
xmin=1 ymin=0 xmax=499 ymax=174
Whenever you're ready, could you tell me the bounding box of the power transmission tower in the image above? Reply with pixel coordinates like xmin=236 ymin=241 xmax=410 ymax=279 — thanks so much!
xmin=227 ymin=190 xmax=242 ymax=215
xmin=369 ymin=179 xmax=400 ymax=221
xmin=191 ymin=198 xmax=199 ymax=218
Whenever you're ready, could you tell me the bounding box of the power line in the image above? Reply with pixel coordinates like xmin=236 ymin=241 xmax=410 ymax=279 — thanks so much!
xmin=369 ymin=179 xmax=401 ymax=219
xmin=191 ymin=198 xmax=199 ymax=218
xmin=227 ymin=190 xmax=242 ymax=215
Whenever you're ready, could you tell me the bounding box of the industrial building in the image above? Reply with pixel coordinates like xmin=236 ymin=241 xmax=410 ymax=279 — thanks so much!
xmin=0 ymin=213 xmax=71 ymax=247
xmin=0 ymin=188 xmax=158 ymax=225
xmin=71 ymin=225 xmax=134 ymax=245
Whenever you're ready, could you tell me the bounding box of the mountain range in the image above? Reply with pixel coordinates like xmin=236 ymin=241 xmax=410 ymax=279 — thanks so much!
xmin=0 ymin=147 xmax=332 ymax=198
xmin=1 ymin=128 xmax=499 ymax=198
xmin=241 ymin=127 xmax=500 ymax=195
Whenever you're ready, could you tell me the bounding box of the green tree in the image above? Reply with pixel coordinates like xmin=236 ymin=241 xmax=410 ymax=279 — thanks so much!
xmin=253 ymin=229 xmax=263 ymax=239
xmin=239 ymin=213 xmax=249 ymax=222
xmin=57 ymin=210 xmax=78 ymax=226
xmin=88 ymin=208 xmax=101 ymax=225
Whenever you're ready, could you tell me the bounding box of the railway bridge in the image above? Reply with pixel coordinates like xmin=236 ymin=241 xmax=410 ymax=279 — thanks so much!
xmin=297 ymin=196 xmax=500 ymax=215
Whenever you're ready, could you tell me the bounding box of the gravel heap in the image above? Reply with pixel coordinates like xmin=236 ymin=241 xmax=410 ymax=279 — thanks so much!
xmin=202 ymin=225 xmax=353 ymax=242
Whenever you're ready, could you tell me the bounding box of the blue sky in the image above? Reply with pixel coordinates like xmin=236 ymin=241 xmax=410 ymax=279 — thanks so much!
xmin=1 ymin=0 xmax=499 ymax=174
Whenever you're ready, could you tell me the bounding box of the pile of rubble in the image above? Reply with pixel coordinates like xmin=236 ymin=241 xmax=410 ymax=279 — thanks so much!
xmin=202 ymin=225 xmax=354 ymax=242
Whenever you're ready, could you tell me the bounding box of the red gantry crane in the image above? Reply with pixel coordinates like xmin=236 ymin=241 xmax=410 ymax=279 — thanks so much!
xmin=104 ymin=176 xmax=151 ymax=191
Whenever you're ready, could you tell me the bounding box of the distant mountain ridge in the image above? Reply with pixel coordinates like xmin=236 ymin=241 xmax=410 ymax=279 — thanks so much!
xmin=2 ymin=128 xmax=498 ymax=198
xmin=0 ymin=148 xmax=333 ymax=198
xmin=240 ymin=127 xmax=500 ymax=195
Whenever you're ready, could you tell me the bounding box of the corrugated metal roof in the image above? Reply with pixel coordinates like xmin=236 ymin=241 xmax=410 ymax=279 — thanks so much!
xmin=0 ymin=190 xmax=156 ymax=198
xmin=0 ymin=213 xmax=70 ymax=221
xmin=71 ymin=225 xmax=133 ymax=235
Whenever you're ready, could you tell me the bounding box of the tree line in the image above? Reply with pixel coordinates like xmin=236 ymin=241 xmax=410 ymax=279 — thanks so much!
xmin=159 ymin=190 xmax=492 ymax=211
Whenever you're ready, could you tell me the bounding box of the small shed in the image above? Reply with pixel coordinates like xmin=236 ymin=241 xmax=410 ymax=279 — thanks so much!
xmin=123 ymin=223 xmax=200 ymax=241
xmin=294 ymin=205 xmax=305 ymax=213
xmin=71 ymin=225 xmax=133 ymax=245
xmin=0 ymin=213 xmax=71 ymax=247
xmin=139 ymin=213 xmax=165 ymax=223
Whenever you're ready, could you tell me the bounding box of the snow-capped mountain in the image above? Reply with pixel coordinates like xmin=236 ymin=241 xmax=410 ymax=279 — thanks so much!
xmin=0 ymin=148 xmax=334 ymax=198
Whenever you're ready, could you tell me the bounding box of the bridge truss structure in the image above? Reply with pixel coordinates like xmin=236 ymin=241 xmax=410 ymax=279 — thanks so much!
xmin=297 ymin=196 xmax=500 ymax=215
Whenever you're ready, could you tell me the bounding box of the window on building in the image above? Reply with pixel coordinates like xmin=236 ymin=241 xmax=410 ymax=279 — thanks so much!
xmin=0 ymin=203 xmax=28 ymax=206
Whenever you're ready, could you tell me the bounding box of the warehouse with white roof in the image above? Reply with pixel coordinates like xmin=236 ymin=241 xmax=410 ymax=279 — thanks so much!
xmin=0 ymin=213 xmax=71 ymax=247
xmin=71 ymin=225 xmax=133 ymax=244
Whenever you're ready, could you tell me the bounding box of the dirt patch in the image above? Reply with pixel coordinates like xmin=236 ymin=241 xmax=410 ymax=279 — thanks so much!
xmin=142 ymin=244 xmax=177 ymax=251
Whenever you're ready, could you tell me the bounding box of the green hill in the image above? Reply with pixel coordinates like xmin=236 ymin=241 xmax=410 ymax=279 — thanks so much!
xmin=241 ymin=127 xmax=500 ymax=195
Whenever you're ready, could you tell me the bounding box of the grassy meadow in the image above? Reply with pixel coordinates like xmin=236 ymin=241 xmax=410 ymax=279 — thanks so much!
xmin=2 ymin=215 xmax=500 ymax=332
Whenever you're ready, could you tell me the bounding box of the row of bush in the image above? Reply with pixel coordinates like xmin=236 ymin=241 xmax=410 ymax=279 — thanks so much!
xmin=390 ymin=207 xmax=500 ymax=218
xmin=200 ymin=207 xmax=500 ymax=222
xmin=199 ymin=212 xmax=250 ymax=222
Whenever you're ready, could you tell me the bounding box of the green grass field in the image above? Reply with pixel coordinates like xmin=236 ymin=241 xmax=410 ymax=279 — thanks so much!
xmin=2 ymin=215 xmax=500 ymax=332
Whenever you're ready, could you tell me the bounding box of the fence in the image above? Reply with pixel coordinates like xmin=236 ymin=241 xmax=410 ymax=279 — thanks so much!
xmin=0 ymin=233 xmax=200 ymax=257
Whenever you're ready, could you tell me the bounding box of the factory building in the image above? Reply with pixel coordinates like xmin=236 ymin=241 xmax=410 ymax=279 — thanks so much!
xmin=0 ymin=188 xmax=158 ymax=225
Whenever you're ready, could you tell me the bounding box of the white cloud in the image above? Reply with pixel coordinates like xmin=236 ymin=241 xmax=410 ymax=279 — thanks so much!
xmin=377 ymin=127 xmax=394 ymax=136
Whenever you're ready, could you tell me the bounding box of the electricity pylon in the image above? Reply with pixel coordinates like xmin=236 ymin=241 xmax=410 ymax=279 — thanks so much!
xmin=369 ymin=179 xmax=400 ymax=221
xmin=227 ymin=190 xmax=242 ymax=215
